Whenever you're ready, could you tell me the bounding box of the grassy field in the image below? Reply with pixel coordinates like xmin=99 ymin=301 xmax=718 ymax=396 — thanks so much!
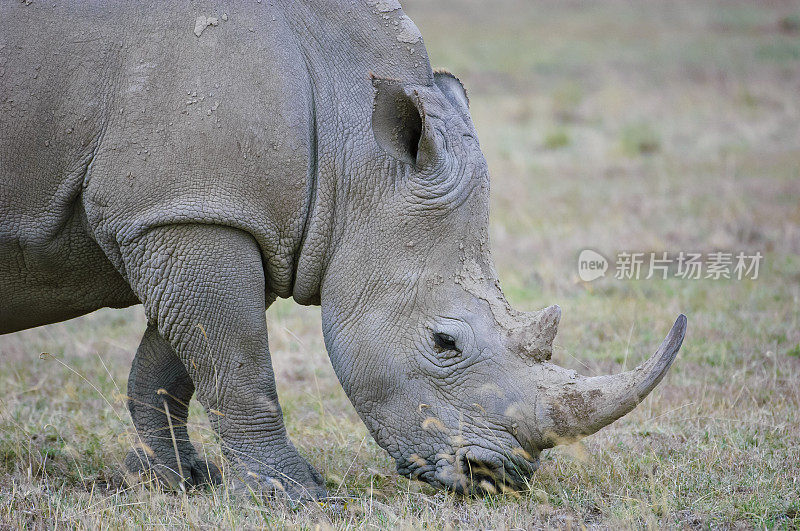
xmin=2 ymin=0 xmax=800 ymax=528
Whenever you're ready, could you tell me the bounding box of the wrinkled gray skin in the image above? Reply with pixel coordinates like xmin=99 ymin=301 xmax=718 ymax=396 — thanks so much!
xmin=0 ymin=0 xmax=686 ymax=499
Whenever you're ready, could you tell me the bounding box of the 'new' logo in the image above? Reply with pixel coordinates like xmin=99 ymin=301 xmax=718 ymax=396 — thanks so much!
xmin=578 ymin=249 xmax=608 ymax=282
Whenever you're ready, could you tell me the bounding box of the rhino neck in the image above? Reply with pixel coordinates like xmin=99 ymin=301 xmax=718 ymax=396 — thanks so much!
xmin=289 ymin=0 xmax=434 ymax=305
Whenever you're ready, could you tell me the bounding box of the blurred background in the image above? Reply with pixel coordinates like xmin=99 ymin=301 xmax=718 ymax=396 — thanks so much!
xmin=407 ymin=0 xmax=799 ymax=293
xmin=1 ymin=1 xmax=798 ymax=527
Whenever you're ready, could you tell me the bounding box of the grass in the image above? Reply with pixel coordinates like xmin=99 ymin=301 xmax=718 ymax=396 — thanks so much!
xmin=2 ymin=0 xmax=800 ymax=528
xmin=619 ymin=122 xmax=660 ymax=156
xmin=543 ymin=128 xmax=571 ymax=150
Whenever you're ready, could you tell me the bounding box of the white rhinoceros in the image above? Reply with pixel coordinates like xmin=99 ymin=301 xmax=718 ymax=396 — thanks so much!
xmin=0 ymin=0 xmax=685 ymax=499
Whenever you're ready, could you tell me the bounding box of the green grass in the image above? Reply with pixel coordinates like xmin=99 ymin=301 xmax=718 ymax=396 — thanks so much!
xmin=543 ymin=128 xmax=571 ymax=150
xmin=619 ymin=122 xmax=661 ymax=156
xmin=2 ymin=0 xmax=800 ymax=528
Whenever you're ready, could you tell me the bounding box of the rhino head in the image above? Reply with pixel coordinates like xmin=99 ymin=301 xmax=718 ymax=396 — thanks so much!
xmin=315 ymin=71 xmax=686 ymax=494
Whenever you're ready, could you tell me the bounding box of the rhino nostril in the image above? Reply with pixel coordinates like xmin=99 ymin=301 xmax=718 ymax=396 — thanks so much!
xmin=459 ymin=451 xmax=534 ymax=495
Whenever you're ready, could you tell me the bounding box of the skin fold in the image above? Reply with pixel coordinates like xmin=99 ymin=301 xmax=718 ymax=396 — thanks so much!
xmin=0 ymin=1 xmax=686 ymax=499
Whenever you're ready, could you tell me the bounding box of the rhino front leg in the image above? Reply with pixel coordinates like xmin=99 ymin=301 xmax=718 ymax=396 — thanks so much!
xmin=120 ymin=224 xmax=325 ymax=500
xmin=125 ymin=323 xmax=221 ymax=489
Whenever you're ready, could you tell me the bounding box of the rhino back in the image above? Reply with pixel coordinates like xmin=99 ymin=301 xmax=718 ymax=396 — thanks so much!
xmin=1 ymin=1 xmax=315 ymax=331
xmin=1 ymin=0 xmax=435 ymax=331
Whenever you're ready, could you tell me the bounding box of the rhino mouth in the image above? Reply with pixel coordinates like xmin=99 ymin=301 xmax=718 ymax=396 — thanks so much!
xmin=405 ymin=443 xmax=540 ymax=495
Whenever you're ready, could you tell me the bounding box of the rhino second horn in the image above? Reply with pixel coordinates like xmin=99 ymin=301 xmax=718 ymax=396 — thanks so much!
xmin=539 ymin=314 xmax=687 ymax=446
xmin=511 ymin=304 xmax=561 ymax=361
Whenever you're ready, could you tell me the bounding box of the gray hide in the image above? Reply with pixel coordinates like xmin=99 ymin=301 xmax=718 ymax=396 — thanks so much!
xmin=0 ymin=0 xmax=686 ymax=498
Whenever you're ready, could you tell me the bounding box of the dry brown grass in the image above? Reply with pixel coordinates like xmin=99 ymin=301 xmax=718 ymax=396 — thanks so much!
xmin=2 ymin=0 xmax=799 ymax=528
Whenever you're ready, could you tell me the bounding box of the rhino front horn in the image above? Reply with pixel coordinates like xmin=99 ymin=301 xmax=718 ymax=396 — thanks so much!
xmin=539 ymin=314 xmax=687 ymax=446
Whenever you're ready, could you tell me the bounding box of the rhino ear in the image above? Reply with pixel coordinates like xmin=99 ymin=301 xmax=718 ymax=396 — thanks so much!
xmin=371 ymin=76 xmax=436 ymax=167
xmin=434 ymin=69 xmax=469 ymax=110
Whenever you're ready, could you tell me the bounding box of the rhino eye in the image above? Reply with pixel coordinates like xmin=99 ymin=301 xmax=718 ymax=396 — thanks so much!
xmin=433 ymin=332 xmax=459 ymax=352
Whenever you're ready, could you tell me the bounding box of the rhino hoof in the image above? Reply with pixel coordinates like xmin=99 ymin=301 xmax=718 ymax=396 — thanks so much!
xmin=124 ymin=448 xmax=222 ymax=491
xmin=229 ymin=477 xmax=328 ymax=505
xmin=229 ymin=465 xmax=328 ymax=504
